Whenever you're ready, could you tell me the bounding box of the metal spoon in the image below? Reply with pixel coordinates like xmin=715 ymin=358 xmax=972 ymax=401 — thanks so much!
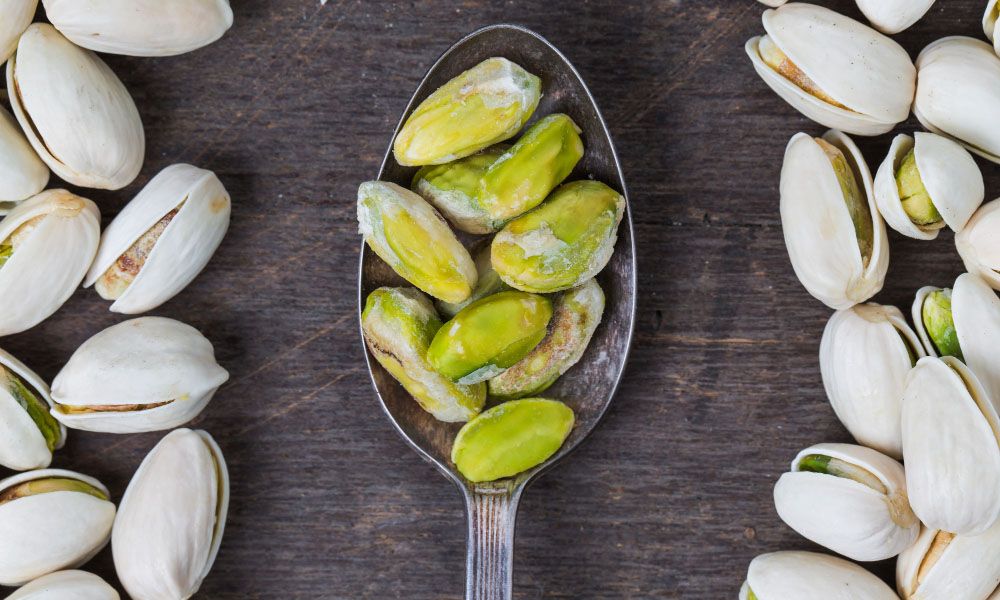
xmin=357 ymin=23 xmax=636 ymax=600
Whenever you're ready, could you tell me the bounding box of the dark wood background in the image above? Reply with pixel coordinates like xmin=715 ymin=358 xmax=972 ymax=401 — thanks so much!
xmin=1 ymin=1 xmax=995 ymax=597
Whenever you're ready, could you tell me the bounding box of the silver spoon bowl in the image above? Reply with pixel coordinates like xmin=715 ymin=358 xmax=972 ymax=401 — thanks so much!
xmin=357 ymin=23 xmax=636 ymax=600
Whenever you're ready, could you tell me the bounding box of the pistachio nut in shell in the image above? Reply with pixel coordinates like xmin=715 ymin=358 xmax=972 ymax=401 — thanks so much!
xmin=914 ymin=37 xmax=1000 ymax=164
xmin=362 ymin=287 xmax=485 ymax=423
xmin=957 ymin=199 xmax=1000 ymax=290
xmin=0 ymin=469 xmax=115 ymax=586
xmin=436 ymin=240 xmax=510 ymax=319
xmin=489 ymin=279 xmax=605 ymax=400
xmin=492 ymin=180 xmax=625 ymax=294
xmin=987 ymin=0 xmax=1000 ymax=56
xmin=84 ymin=164 xmax=232 ymax=315
xmin=6 ymin=24 xmax=144 ymax=190
xmin=0 ymin=190 xmax=100 ymax=337
xmin=412 ymin=148 xmax=505 ymax=234
xmin=874 ymin=132 xmax=984 ymax=240
xmin=43 ymin=0 xmax=233 ymax=57
xmin=745 ymin=3 xmax=915 ymax=136
xmin=902 ymin=356 xmax=1000 ymax=535
xmin=0 ymin=105 xmax=48 ymax=213
xmin=393 ymin=57 xmax=541 ymax=166
xmin=740 ymin=551 xmax=897 ymax=600
xmin=7 ymin=570 xmax=119 ymax=600
xmin=451 ymin=398 xmax=574 ymax=483
xmin=358 ymin=181 xmax=477 ymax=304
xmin=820 ymin=303 xmax=924 ymax=459
xmin=0 ymin=348 xmax=65 ymax=471
xmin=856 ymin=0 xmax=935 ymax=34
xmin=113 ymin=429 xmax=228 ymax=600
xmin=780 ymin=130 xmax=889 ymax=309
xmin=0 ymin=0 xmax=35 ymax=63
xmin=896 ymin=522 xmax=1000 ymax=599
xmin=51 ymin=317 xmax=229 ymax=434
xmin=913 ymin=286 xmax=964 ymax=360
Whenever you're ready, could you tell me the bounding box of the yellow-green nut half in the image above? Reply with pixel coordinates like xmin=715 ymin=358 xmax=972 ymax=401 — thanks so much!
xmin=451 ymin=398 xmax=574 ymax=482
xmin=492 ymin=180 xmax=625 ymax=293
xmin=411 ymin=148 xmax=505 ymax=234
xmin=437 ymin=241 xmax=510 ymax=319
xmin=922 ymin=288 xmax=964 ymax=360
xmin=393 ymin=57 xmax=542 ymax=166
xmin=427 ymin=291 xmax=553 ymax=385
xmin=479 ymin=113 xmax=584 ymax=222
xmin=362 ymin=287 xmax=485 ymax=423
xmin=358 ymin=181 xmax=477 ymax=304
xmin=896 ymin=149 xmax=942 ymax=226
xmin=489 ymin=279 xmax=605 ymax=399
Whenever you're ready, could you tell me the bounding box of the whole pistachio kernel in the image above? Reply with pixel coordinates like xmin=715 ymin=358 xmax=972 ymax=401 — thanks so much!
xmin=815 ymin=138 xmax=873 ymax=267
xmin=757 ymin=36 xmax=850 ymax=110
xmin=437 ymin=242 xmax=510 ymax=319
xmin=896 ymin=149 xmax=943 ymax=226
xmin=922 ymin=289 xmax=964 ymax=360
xmin=796 ymin=454 xmax=888 ymax=494
xmin=0 ymin=365 xmax=61 ymax=451
xmin=0 ymin=477 xmax=108 ymax=505
xmin=412 ymin=149 xmax=506 ymax=234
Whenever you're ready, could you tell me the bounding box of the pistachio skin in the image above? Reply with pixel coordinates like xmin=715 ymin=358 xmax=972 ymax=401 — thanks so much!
xmin=0 ymin=477 xmax=107 ymax=504
xmin=758 ymin=35 xmax=846 ymax=109
xmin=922 ymin=289 xmax=964 ymax=360
xmin=436 ymin=242 xmax=510 ymax=319
xmin=896 ymin=149 xmax=942 ymax=226
xmin=412 ymin=149 xmax=505 ymax=234
xmin=0 ymin=367 xmax=60 ymax=452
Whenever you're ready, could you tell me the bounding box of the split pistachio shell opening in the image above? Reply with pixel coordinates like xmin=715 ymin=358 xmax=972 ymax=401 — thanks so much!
xmin=412 ymin=148 xmax=506 ymax=234
xmin=896 ymin=522 xmax=1000 ymax=599
xmin=7 ymin=570 xmax=119 ymax=600
xmin=0 ymin=190 xmax=101 ymax=337
xmin=0 ymin=0 xmax=35 ymax=63
xmin=436 ymin=241 xmax=510 ymax=319
xmin=740 ymin=551 xmax=897 ymax=600
xmin=820 ymin=303 xmax=924 ymax=459
xmin=0 ymin=469 xmax=116 ymax=586
xmin=113 ymin=429 xmax=229 ymax=600
xmin=856 ymin=0 xmax=936 ymax=34
xmin=780 ymin=130 xmax=889 ymax=309
xmin=987 ymin=1 xmax=1000 ymax=56
xmin=51 ymin=317 xmax=229 ymax=434
xmin=874 ymin=132 xmax=984 ymax=240
xmin=6 ymin=24 xmax=144 ymax=190
xmin=0 ymin=105 xmax=48 ymax=213
xmin=43 ymin=0 xmax=233 ymax=57
xmin=84 ymin=164 xmax=232 ymax=314
xmin=0 ymin=348 xmax=65 ymax=471
xmin=914 ymin=287 xmax=964 ymax=361
xmin=957 ymin=199 xmax=1000 ymax=290
xmin=745 ymin=3 xmax=915 ymax=136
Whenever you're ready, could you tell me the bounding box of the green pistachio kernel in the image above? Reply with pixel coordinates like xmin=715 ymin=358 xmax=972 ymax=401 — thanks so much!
xmin=815 ymin=138 xmax=873 ymax=266
xmin=0 ymin=243 xmax=11 ymax=269
xmin=0 ymin=365 xmax=60 ymax=451
xmin=796 ymin=454 xmax=887 ymax=494
xmin=451 ymin=398 xmax=574 ymax=482
xmin=0 ymin=477 xmax=107 ymax=505
xmin=922 ymin=289 xmax=963 ymax=360
xmin=412 ymin=148 xmax=506 ymax=234
xmin=437 ymin=242 xmax=511 ymax=319
xmin=746 ymin=587 xmax=759 ymax=600
xmin=896 ymin=149 xmax=943 ymax=226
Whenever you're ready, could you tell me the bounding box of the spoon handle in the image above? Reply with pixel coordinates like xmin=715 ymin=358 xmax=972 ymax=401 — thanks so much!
xmin=464 ymin=482 xmax=523 ymax=600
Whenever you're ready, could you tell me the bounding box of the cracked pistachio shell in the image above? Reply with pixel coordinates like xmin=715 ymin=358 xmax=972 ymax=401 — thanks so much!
xmin=51 ymin=317 xmax=229 ymax=434
xmin=393 ymin=57 xmax=541 ymax=166
xmin=987 ymin=1 xmax=1000 ymax=56
xmin=745 ymin=3 xmax=915 ymax=136
xmin=437 ymin=241 xmax=510 ymax=319
xmin=7 ymin=570 xmax=119 ymax=600
xmin=113 ymin=429 xmax=228 ymax=600
xmin=412 ymin=148 xmax=506 ymax=234
xmin=914 ymin=37 xmax=1000 ymax=164
xmin=957 ymin=199 xmax=1000 ymax=291
xmin=856 ymin=0 xmax=935 ymax=34
xmin=362 ymin=287 xmax=485 ymax=423
xmin=874 ymin=132 xmax=984 ymax=240
xmin=897 ymin=523 xmax=1000 ymax=599
xmin=6 ymin=24 xmax=144 ymax=190
xmin=0 ymin=105 xmax=48 ymax=213
xmin=0 ymin=469 xmax=115 ymax=586
xmin=781 ymin=130 xmax=889 ymax=309
xmin=492 ymin=180 xmax=624 ymax=294
xmin=902 ymin=356 xmax=1000 ymax=535
xmin=489 ymin=279 xmax=604 ymax=400
xmin=43 ymin=0 xmax=232 ymax=57
xmin=0 ymin=190 xmax=100 ymax=337
xmin=451 ymin=398 xmax=574 ymax=483
xmin=740 ymin=551 xmax=897 ymax=600
xmin=773 ymin=443 xmax=919 ymax=561
xmin=820 ymin=303 xmax=924 ymax=459
xmin=0 ymin=0 xmax=34 ymax=63
xmin=83 ymin=164 xmax=231 ymax=315
xmin=358 ymin=181 xmax=476 ymax=304
xmin=0 ymin=348 xmax=65 ymax=471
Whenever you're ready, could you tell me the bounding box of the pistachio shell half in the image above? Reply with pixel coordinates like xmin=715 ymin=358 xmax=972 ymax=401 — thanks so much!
xmin=741 ymin=551 xmax=897 ymax=600
xmin=897 ymin=522 xmax=1000 ymax=599
xmin=957 ymin=198 xmax=1000 ymax=290
xmin=0 ymin=105 xmax=48 ymax=213
xmin=856 ymin=0 xmax=935 ymax=34
xmin=0 ymin=347 xmax=65 ymax=471
xmin=0 ymin=0 xmax=35 ymax=64
xmin=7 ymin=570 xmax=119 ymax=600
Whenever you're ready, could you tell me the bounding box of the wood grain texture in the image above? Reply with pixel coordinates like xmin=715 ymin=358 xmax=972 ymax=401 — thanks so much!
xmin=0 ymin=0 xmax=996 ymax=598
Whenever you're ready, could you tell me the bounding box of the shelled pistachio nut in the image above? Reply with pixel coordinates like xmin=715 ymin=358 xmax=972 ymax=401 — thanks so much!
xmin=0 ymin=348 xmax=64 ymax=471
xmin=745 ymin=3 xmax=915 ymax=136
xmin=780 ymin=130 xmax=889 ymax=309
xmin=43 ymin=0 xmax=233 ymax=57
xmin=0 ymin=469 xmax=115 ymax=586
xmin=874 ymin=132 xmax=984 ymax=240
xmin=856 ymin=0 xmax=935 ymax=34
xmin=957 ymin=199 xmax=1000 ymax=290
xmin=7 ymin=570 xmax=119 ymax=600
xmin=362 ymin=287 xmax=485 ymax=422
xmin=6 ymin=24 xmax=144 ymax=190
xmin=987 ymin=1 xmax=1000 ymax=56
xmin=436 ymin=241 xmax=510 ymax=319
xmin=83 ymin=164 xmax=231 ymax=314
xmin=914 ymin=37 xmax=1000 ymax=164
xmin=479 ymin=113 xmax=584 ymax=222
xmin=451 ymin=398 xmax=574 ymax=483
xmin=428 ymin=291 xmax=552 ymax=384
xmin=51 ymin=317 xmax=229 ymax=434
xmin=0 ymin=190 xmax=100 ymax=337
xmin=412 ymin=148 xmax=505 ymax=234
xmin=740 ymin=551 xmax=897 ymax=600
xmin=0 ymin=0 xmax=35 ymax=63
xmin=489 ymin=279 xmax=605 ymax=400
xmin=902 ymin=356 xmax=1000 ymax=535
xmin=358 ymin=181 xmax=476 ymax=304
xmin=0 ymin=105 xmax=48 ymax=214
xmin=896 ymin=522 xmax=1000 ymax=599
xmin=819 ymin=303 xmax=924 ymax=459
xmin=113 ymin=429 xmax=228 ymax=600
xmin=773 ymin=443 xmax=918 ymax=561
xmin=393 ymin=57 xmax=541 ymax=166
xmin=492 ymin=180 xmax=624 ymax=293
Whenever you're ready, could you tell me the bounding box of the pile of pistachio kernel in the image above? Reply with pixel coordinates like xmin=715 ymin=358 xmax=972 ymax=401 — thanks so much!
xmin=358 ymin=57 xmax=625 ymax=483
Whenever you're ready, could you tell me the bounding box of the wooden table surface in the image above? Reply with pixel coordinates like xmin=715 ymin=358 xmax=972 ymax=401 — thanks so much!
xmin=2 ymin=1 xmax=996 ymax=598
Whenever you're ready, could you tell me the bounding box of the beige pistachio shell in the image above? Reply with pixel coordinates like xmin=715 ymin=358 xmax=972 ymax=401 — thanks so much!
xmin=897 ymin=523 xmax=1000 ymax=599
xmin=6 ymin=24 xmax=144 ymax=190
xmin=986 ymin=0 xmax=999 ymax=56
xmin=952 ymin=273 xmax=1000 ymax=405
xmin=0 ymin=347 xmax=65 ymax=471
xmin=0 ymin=105 xmax=48 ymax=213
xmin=957 ymin=199 xmax=1000 ymax=290
xmin=856 ymin=0 xmax=935 ymax=34
xmin=758 ymin=0 xmax=787 ymax=6
xmin=740 ymin=551 xmax=897 ymax=600
xmin=0 ymin=0 xmax=35 ymax=63
xmin=7 ymin=570 xmax=119 ymax=600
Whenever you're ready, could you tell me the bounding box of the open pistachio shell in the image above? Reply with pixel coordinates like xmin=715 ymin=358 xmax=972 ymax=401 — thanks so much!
xmin=51 ymin=317 xmax=229 ymax=434
xmin=740 ymin=551 xmax=897 ymax=600
xmin=0 ymin=105 xmax=48 ymax=213
xmin=7 ymin=570 xmax=119 ymax=600
xmin=897 ymin=523 xmax=1000 ymax=599
xmin=0 ymin=348 xmax=65 ymax=471
xmin=957 ymin=199 xmax=1000 ymax=291
xmin=113 ymin=428 xmax=228 ymax=600
xmin=0 ymin=0 xmax=35 ymax=64
xmin=986 ymin=0 xmax=1000 ymax=56
xmin=856 ymin=0 xmax=935 ymax=34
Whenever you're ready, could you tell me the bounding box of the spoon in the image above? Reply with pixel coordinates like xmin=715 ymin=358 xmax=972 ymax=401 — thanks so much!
xmin=357 ymin=23 xmax=636 ymax=600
